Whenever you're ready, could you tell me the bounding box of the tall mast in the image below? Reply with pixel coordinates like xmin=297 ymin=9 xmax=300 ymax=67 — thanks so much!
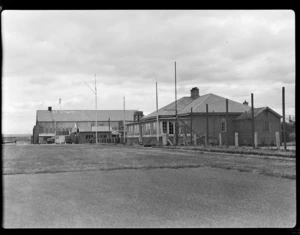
xmin=174 ymin=61 xmax=178 ymax=145
xmin=123 ymin=96 xmax=126 ymax=144
xmin=95 ymin=74 xmax=98 ymax=144
xmin=156 ymin=79 xmax=159 ymax=143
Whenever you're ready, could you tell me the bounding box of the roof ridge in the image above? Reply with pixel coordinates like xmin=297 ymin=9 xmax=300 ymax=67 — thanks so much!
xmin=37 ymin=109 xmax=138 ymax=111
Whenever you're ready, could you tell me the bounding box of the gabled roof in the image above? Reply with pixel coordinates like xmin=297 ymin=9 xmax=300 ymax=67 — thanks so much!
xmin=142 ymin=93 xmax=251 ymax=120
xmin=235 ymin=106 xmax=282 ymax=120
xmin=180 ymin=93 xmax=251 ymax=114
xmin=144 ymin=96 xmax=194 ymax=118
xmin=37 ymin=110 xmax=137 ymax=122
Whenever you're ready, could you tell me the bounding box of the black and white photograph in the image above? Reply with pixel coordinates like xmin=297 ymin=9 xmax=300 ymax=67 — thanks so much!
xmin=2 ymin=9 xmax=296 ymax=228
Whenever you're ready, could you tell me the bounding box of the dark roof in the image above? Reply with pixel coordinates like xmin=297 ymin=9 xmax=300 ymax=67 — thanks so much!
xmin=37 ymin=110 xmax=137 ymax=122
xmin=143 ymin=93 xmax=251 ymax=120
xmin=235 ymin=107 xmax=281 ymax=120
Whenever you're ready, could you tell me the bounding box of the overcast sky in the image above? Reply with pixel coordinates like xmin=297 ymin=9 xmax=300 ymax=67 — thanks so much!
xmin=2 ymin=10 xmax=295 ymax=134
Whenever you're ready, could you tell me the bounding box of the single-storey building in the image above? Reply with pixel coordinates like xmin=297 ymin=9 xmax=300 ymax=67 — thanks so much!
xmin=69 ymin=126 xmax=122 ymax=144
xmin=33 ymin=108 xmax=137 ymax=144
xmin=126 ymin=87 xmax=282 ymax=147
xmin=233 ymin=107 xmax=282 ymax=146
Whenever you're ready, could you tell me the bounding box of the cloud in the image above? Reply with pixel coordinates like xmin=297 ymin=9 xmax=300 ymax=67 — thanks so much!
xmin=2 ymin=10 xmax=295 ymax=134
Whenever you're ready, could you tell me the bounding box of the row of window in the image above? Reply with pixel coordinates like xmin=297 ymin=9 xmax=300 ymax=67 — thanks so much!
xmin=127 ymin=120 xmax=228 ymax=137
xmin=127 ymin=121 xmax=176 ymax=136
xmin=85 ymin=134 xmax=108 ymax=140
xmin=39 ymin=127 xmax=72 ymax=135
xmin=40 ymin=125 xmax=119 ymax=134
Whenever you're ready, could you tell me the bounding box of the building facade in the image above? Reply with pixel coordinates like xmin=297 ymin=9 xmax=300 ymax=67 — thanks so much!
xmin=126 ymin=87 xmax=282 ymax=147
xmin=33 ymin=108 xmax=137 ymax=144
xmin=233 ymin=107 xmax=282 ymax=146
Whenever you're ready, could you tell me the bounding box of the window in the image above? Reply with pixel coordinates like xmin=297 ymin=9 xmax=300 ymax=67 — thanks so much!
xmin=127 ymin=126 xmax=131 ymax=136
xmin=169 ymin=122 xmax=174 ymax=135
xmin=162 ymin=121 xmax=168 ymax=133
xmin=40 ymin=126 xmax=44 ymax=133
xmin=86 ymin=134 xmax=93 ymax=139
xmin=129 ymin=125 xmax=134 ymax=136
xmin=145 ymin=123 xmax=151 ymax=135
xmin=141 ymin=124 xmax=146 ymax=135
xmin=152 ymin=122 xmax=157 ymax=135
xmin=221 ymin=119 xmax=226 ymax=132
xmin=45 ymin=128 xmax=48 ymax=133
xmin=134 ymin=125 xmax=140 ymax=136
xmin=86 ymin=135 xmax=90 ymax=139
xmin=149 ymin=123 xmax=153 ymax=135
xmin=131 ymin=126 xmax=134 ymax=136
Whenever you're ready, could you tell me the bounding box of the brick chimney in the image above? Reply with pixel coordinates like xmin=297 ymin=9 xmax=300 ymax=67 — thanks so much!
xmin=190 ymin=87 xmax=200 ymax=99
xmin=243 ymin=100 xmax=248 ymax=106
xmin=48 ymin=106 xmax=52 ymax=111
xmin=134 ymin=111 xmax=144 ymax=122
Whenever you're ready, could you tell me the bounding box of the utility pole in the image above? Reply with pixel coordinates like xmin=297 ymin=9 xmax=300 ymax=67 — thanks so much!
xmin=212 ymin=110 xmax=215 ymax=141
xmin=95 ymin=74 xmax=98 ymax=144
xmin=190 ymin=107 xmax=193 ymax=145
xmin=123 ymin=96 xmax=126 ymax=145
xmin=226 ymin=99 xmax=229 ymax=148
xmin=108 ymin=117 xmax=111 ymax=131
xmin=59 ymin=98 xmax=62 ymax=110
xmin=84 ymin=74 xmax=98 ymax=144
xmin=251 ymin=93 xmax=255 ymax=149
xmin=206 ymin=104 xmax=209 ymax=146
xmin=108 ymin=117 xmax=111 ymax=142
xmin=174 ymin=61 xmax=178 ymax=146
xmin=282 ymin=87 xmax=287 ymax=150
xmin=156 ymin=79 xmax=159 ymax=144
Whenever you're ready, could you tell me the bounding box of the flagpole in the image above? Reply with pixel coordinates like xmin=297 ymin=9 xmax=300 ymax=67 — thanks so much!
xmin=156 ymin=79 xmax=159 ymax=143
xmin=174 ymin=61 xmax=178 ymax=146
xmin=95 ymin=74 xmax=98 ymax=144
xmin=123 ymin=96 xmax=126 ymax=145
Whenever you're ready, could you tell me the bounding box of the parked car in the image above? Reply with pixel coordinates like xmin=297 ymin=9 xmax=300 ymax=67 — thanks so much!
xmin=65 ymin=136 xmax=72 ymax=144
xmin=47 ymin=137 xmax=55 ymax=144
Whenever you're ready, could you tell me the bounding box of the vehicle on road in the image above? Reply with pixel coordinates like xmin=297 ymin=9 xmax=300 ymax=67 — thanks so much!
xmin=47 ymin=137 xmax=55 ymax=144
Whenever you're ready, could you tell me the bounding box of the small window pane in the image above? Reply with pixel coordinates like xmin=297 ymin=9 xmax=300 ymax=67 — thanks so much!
xmin=169 ymin=122 xmax=174 ymax=134
xmin=162 ymin=122 xmax=167 ymax=133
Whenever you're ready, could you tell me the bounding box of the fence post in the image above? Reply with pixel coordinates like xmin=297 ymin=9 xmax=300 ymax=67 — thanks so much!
xmin=254 ymin=132 xmax=258 ymax=148
xmin=235 ymin=132 xmax=239 ymax=147
xmin=282 ymin=87 xmax=287 ymax=150
xmin=190 ymin=108 xmax=193 ymax=145
xmin=251 ymin=93 xmax=255 ymax=149
xmin=206 ymin=104 xmax=209 ymax=146
xmin=226 ymin=99 xmax=229 ymax=148
xmin=193 ymin=133 xmax=197 ymax=146
xmin=219 ymin=133 xmax=222 ymax=147
xmin=275 ymin=132 xmax=280 ymax=150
